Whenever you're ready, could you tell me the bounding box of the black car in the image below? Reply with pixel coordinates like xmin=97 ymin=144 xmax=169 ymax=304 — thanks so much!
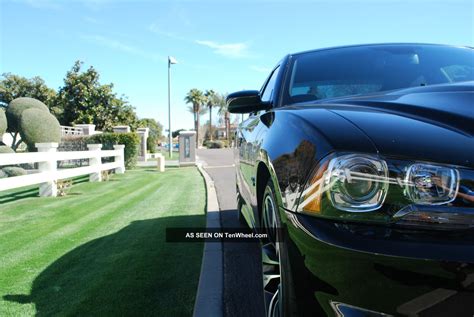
xmin=227 ymin=44 xmax=474 ymax=317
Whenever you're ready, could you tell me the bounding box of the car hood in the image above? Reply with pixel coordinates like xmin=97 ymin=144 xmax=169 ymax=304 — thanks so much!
xmin=295 ymin=82 xmax=474 ymax=168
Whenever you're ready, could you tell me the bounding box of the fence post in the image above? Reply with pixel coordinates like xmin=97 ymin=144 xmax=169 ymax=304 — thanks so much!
xmin=87 ymin=144 xmax=103 ymax=182
xmin=36 ymin=142 xmax=58 ymax=197
xmin=156 ymin=153 xmax=165 ymax=172
xmin=113 ymin=144 xmax=125 ymax=174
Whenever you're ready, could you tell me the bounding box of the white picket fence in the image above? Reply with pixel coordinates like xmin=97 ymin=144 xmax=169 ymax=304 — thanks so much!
xmin=60 ymin=125 xmax=84 ymax=137
xmin=0 ymin=142 xmax=125 ymax=197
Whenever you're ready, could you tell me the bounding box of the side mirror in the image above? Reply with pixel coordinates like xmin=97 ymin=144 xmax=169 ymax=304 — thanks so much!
xmin=226 ymin=90 xmax=271 ymax=114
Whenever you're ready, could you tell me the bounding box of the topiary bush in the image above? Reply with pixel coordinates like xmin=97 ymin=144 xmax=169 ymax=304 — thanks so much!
xmin=86 ymin=132 xmax=140 ymax=168
xmin=6 ymin=97 xmax=49 ymax=132
xmin=0 ymin=145 xmax=15 ymax=154
xmin=19 ymin=108 xmax=61 ymax=150
xmin=2 ymin=166 xmax=27 ymax=177
xmin=0 ymin=108 xmax=7 ymax=135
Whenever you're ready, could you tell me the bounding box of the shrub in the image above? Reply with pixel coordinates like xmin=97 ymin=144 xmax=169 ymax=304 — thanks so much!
xmin=58 ymin=136 xmax=89 ymax=168
xmin=2 ymin=166 xmax=27 ymax=177
xmin=220 ymin=140 xmax=230 ymax=148
xmin=147 ymin=135 xmax=157 ymax=153
xmin=0 ymin=170 xmax=6 ymax=179
xmin=0 ymin=108 xmax=6 ymax=135
xmin=206 ymin=141 xmax=224 ymax=149
xmin=57 ymin=179 xmax=72 ymax=196
xmin=19 ymin=108 xmax=61 ymax=150
xmin=86 ymin=132 xmax=140 ymax=168
xmin=59 ymin=136 xmax=88 ymax=152
xmin=6 ymin=97 xmax=49 ymax=132
xmin=101 ymin=170 xmax=111 ymax=181
xmin=0 ymin=145 xmax=15 ymax=154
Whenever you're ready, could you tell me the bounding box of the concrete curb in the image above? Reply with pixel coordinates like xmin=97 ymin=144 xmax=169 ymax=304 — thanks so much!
xmin=193 ymin=163 xmax=223 ymax=317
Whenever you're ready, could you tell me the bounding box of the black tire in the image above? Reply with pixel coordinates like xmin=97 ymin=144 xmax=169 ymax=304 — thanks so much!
xmin=261 ymin=180 xmax=297 ymax=317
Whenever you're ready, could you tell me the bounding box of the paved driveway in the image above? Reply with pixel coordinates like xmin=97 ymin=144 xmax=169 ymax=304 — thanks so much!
xmin=197 ymin=149 xmax=264 ymax=317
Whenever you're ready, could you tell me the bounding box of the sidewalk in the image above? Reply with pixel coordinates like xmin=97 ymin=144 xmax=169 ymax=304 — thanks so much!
xmin=195 ymin=149 xmax=264 ymax=317
xmin=136 ymin=160 xmax=179 ymax=167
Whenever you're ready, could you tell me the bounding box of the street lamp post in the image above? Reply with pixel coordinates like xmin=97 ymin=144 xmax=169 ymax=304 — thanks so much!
xmin=168 ymin=56 xmax=177 ymax=159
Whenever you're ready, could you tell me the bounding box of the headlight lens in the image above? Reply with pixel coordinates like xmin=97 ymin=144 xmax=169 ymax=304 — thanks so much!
xmin=405 ymin=163 xmax=459 ymax=205
xmin=299 ymin=154 xmax=463 ymax=216
xmin=325 ymin=154 xmax=389 ymax=212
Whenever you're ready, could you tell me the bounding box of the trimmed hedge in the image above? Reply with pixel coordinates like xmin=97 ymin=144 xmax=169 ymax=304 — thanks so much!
xmin=6 ymin=97 xmax=49 ymax=132
xmin=86 ymin=132 xmax=140 ymax=168
xmin=0 ymin=145 xmax=15 ymax=154
xmin=205 ymin=140 xmax=224 ymax=149
xmin=19 ymin=108 xmax=61 ymax=150
xmin=2 ymin=166 xmax=27 ymax=177
xmin=147 ymin=136 xmax=157 ymax=153
xmin=0 ymin=170 xmax=6 ymax=179
xmin=0 ymin=108 xmax=6 ymax=135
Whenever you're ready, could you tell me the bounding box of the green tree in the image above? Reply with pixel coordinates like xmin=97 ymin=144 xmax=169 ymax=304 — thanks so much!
xmin=184 ymin=88 xmax=207 ymax=147
xmin=0 ymin=73 xmax=59 ymax=116
xmin=216 ymin=93 xmax=230 ymax=142
xmin=55 ymin=61 xmax=138 ymax=131
xmin=204 ymin=89 xmax=225 ymax=141
xmin=139 ymin=118 xmax=163 ymax=153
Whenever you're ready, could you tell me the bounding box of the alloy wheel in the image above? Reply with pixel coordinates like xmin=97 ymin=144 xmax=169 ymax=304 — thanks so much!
xmin=262 ymin=192 xmax=282 ymax=317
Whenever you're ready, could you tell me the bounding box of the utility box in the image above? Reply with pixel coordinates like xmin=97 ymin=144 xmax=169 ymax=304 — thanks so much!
xmin=179 ymin=131 xmax=196 ymax=166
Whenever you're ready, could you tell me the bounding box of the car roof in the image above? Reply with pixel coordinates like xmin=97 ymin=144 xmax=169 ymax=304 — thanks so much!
xmin=290 ymin=43 xmax=473 ymax=57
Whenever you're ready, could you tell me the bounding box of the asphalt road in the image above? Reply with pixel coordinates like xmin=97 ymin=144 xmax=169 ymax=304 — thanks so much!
xmin=197 ymin=148 xmax=264 ymax=317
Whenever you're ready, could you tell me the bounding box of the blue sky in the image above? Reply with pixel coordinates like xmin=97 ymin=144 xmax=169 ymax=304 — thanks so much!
xmin=1 ymin=0 xmax=473 ymax=131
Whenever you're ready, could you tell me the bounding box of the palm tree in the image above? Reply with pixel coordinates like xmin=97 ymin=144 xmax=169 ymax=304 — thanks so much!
xmin=216 ymin=93 xmax=230 ymax=143
xmin=184 ymin=88 xmax=207 ymax=147
xmin=204 ymin=89 xmax=217 ymax=141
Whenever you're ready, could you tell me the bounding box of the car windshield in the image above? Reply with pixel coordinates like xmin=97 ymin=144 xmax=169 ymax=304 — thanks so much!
xmin=285 ymin=44 xmax=474 ymax=104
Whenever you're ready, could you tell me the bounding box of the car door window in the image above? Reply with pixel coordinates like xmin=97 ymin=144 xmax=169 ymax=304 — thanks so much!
xmin=261 ymin=66 xmax=280 ymax=103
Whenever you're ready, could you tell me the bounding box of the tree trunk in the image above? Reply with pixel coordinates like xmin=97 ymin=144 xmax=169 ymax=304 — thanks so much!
xmin=225 ymin=112 xmax=230 ymax=144
xmin=196 ymin=113 xmax=200 ymax=148
xmin=209 ymin=105 xmax=213 ymax=141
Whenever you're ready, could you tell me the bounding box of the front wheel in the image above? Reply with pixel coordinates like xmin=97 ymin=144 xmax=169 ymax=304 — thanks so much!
xmin=261 ymin=180 xmax=296 ymax=317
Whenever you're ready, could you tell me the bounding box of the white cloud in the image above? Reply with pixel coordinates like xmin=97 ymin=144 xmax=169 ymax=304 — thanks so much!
xmin=195 ymin=40 xmax=250 ymax=59
xmin=80 ymin=34 xmax=166 ymax=62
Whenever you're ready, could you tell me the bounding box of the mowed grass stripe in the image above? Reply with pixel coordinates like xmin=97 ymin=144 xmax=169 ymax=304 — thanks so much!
xmin=0 ymin=170 xmax=166 ymax=248
xmin=0 ymin=173 xmax=143 ymax=245
xmin=0 ymin=168 xmax=205 ymax=316
xmin=0 ymin=173 xmax=164 ymax=275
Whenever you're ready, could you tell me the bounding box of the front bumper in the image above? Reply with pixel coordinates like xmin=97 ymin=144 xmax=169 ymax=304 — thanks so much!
xmin=284 ymin=211 xmax=474 ymax=316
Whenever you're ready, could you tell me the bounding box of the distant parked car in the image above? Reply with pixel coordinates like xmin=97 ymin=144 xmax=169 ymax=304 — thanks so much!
xmin=163 ymin=143 xmax=179 ymax=150
xmin=228 ymin=44 xmax=474 ymax=316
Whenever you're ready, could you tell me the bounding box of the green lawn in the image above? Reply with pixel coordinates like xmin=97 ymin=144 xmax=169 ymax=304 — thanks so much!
xmin=0 ymin=167 xmax=206 ymax=316
xmin=158 ymin=149 xmax=179 ymax=161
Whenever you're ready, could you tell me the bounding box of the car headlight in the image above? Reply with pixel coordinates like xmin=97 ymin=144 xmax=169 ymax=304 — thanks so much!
xmin=325 ymin=154 xmax=389 ymax=212
xmin=405 ymin=163 xmax=459 ymax=205
xmin=298 ymin=154 xmax=463 ymax=223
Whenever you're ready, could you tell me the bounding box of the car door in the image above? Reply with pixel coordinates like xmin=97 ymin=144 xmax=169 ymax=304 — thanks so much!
xmin=235 ymin=66 xmax=281 ymax=211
